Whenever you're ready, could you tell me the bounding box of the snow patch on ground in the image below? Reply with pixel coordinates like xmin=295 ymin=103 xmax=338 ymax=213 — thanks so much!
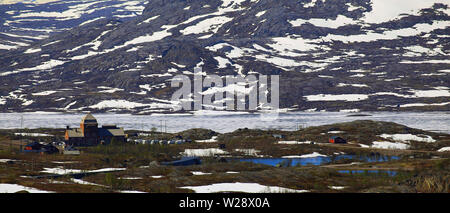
xmin=196 ymin=136 xmax=218 ymax=143
xmin=277 ymin=141 xmax=313 ymax=145
xmin=379 ymin=134 xmax=436 ymax=143
xmin=180 ymin=182 xmax=309 ymax=193
xmin=14 ymin=133 xmax=53 ymax=137
xmin=437 ymin=147 xmax=450 ymax=152
xmin=41 ymin=167 xmax=126 ymax=175
xmin=181 ymin=148 xmax=228 ymax=157
xmin=235 ymin=149 xmax=263 ymax=157
xmin=371 ymin=141 xmax=410 ymax=150
xmin=191 ymin=171 xmax=212 ymax=176
xmin=0 ymin=184 xmax=53 ymax=193
xmin=304 ymin=94 xmax=369 ymax=102
xmin=329 ymin=186 xmax=346 ymax=190
xmin=89 ymin=100 xmax=150 ymax=109
xmin=282 ymin=152 xmax=327 ymax=158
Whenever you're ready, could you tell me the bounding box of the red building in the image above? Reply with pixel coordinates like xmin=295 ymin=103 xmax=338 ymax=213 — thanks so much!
xmin=329 ymin=136 xmax=347 ymax=144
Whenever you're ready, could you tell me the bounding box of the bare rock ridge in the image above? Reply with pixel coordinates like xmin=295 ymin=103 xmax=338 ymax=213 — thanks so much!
xmin=0 ymin=0 xmax=449 ymax=113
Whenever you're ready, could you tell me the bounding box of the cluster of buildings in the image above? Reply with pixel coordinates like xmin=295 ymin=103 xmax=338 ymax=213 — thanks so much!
xmin=131 ymin=138 xmax=191 ymax=145
xmin=64 ymin=113 xmax=126 ymax=146
xmin=23 ymin=113 xmax=126 ymax=154
xmin=22 ymin=113 xmax=348 ymax=155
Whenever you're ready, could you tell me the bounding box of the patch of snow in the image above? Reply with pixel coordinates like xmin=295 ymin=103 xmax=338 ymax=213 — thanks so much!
xmin=322 ymin=20 xmax=450 ymax=43
xmin=399 ymin=102 xmax=450 ymax=108
xmin=379 ymin=134 xmax=436 ymax=143
xmin=71 ymin=178 xmax=104 ymax=187
xmin=214 ymin=56 xmax=232 ymax=68
xmin=235 ymin=149 xmax=263 ymax=157
xmin=303 ymin=0 xmax=319 ymax=8
xmin=180 ymin=182 xmax=309 ymax=193
xmin=89 ymin=100 xmax=150 ymax=109
xmin=277 ymin=141 xmax=313 ymax=145
xmin=329 ymin=186 xmax=346 ymax=190
xmin=119 ymin=177 xmax=143 ymax=180
xmin=139 ymin=15 xmax=160 ymax=25
xmin=32 ymin=91 xmax=57 ymax=96
xmin=79 ymin=16 xmax=105 ymax=26
xmin=328 ymin=131 xmax=345 ymax=134
xmin=362 ymin=0 xmax=449 ymax=24
xmin=181 ymin=148 xmax=229 ymax=157
xmin=119 ymin=190 xmax=147 ymax=193
xmin=0 ymin=184 xmax=53 ymax=193
xmin=24 ymin=48 xmax=41 ymax=54
xmin=0 ymin=44 xmax=18 ymax=50
xmin=0 ymin=159 xmax=17 ymax=163
xmin=437 ymin=147 xmax=450 ymax=152
xmin=304 ymin=94 xmax=369 ymax=102
xmin=290 ymin=15 xmax=358 ymax=29
xmin=180 ymin=16 xmax=233 ymax=35
xmin=64 ymin=101 xmax=77 ymax=110
xmin=14 ymin=133 xmax=53 ymax=137
xmin=282 ymin=152 xmax=327 ymax=158
xmin=191 ymin=171 xmax=212 ymax=176
xmin=196 ymin=136 xmax=218 ymax=143
xmin=0 ymin=60 xmax=66 ymax=76
xmin=41 ymin=167 xmax=125 ymax=175
xmin=339 ymin=109 xmax=361 ymax=113
xmin=337 ymin=83 xmax=369 ymax=88
xmin=371 ymin=141 xmax=410 ymax=150
xmin=255 ymin=11 xmax=266 ymax=17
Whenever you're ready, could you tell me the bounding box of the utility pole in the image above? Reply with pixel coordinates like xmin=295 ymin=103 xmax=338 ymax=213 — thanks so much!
xmin=164 ymin=120 xmax=167 ymax=133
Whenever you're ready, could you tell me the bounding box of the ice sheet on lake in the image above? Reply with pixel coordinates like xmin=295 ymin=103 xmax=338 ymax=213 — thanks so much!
xmin=0 ymin=112 xmax=449 ymax=134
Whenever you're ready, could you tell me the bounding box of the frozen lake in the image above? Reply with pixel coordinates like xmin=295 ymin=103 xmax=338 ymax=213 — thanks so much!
xmin=0 ymin=111 xmax=449 ymax=133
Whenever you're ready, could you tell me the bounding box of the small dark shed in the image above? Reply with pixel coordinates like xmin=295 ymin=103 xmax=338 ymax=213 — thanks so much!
xmin=24 ymin=142 xmax=59 ymax=154
xmin=329 ymin=136 xmax=347 ymax=144
xmin=160 ymin=157 xmax=201 ymax=166
xmin=24 ymin=142 xmax=43 ymax=152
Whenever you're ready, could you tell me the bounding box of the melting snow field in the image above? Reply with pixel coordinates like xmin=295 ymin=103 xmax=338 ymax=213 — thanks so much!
xmin=196 ymin=136 xmax=219 ymax=143
xmin=277 ymin=141 xmax=313 ymax=145
xmin=181 ymin=148 xmax=229 ymax=157
xmin=0 ymin=112 xmax=449 ymax=134
xmin=41 ymin=167 xmax=126 ymax=175
xmin=282 ymin=152 xmax=327 ymax=158
xmin=0 ymin=184 xmax=52 ymax=193
xmin=371 ymin=141 xmax=410 ymax=150
xmin=180 ymin=182 xmax=309 ymax=193
xmin=438 ymin=147 xmax=450 ymax=152
xmin=304 ymin=94 xmax=369 ymax=102
xmin=379 ymin=134 xmax=436 ymax=143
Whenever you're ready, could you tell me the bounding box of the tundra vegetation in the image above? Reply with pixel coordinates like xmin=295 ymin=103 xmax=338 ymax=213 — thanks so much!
xmin=0 ymin=120 xmax=449 ymax=193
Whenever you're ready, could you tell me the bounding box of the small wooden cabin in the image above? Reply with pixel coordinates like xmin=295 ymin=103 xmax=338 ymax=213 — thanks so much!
xmin=329 ymin=136 xmax=347 ymax=144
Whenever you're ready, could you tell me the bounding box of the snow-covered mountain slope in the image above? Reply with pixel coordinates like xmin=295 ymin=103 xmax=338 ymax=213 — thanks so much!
xmin=0 ymin=0 xmax=449 ymax=113
xmin=0 ymin=0 xmax=148 ymax=51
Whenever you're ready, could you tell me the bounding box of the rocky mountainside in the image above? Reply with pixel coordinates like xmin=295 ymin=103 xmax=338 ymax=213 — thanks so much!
xmin=0 ymin=0 xmax=148 ymax=51
xmin=0 ymin=0 xmax=449 ymax=114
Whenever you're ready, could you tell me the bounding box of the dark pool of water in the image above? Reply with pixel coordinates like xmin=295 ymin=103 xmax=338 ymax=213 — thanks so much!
xmin=237 ymin=155 xmax=400 ymax=167
xmin=337 ymin=170 xmax=398 ymax=176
